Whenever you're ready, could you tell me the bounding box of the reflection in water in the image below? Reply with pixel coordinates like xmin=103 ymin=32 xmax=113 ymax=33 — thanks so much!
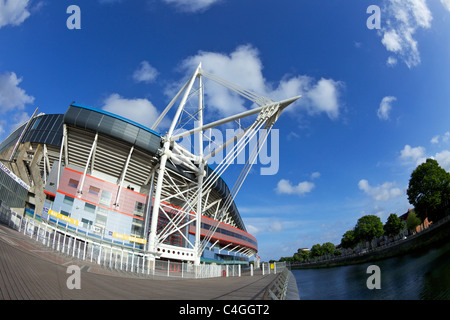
xmin=292 ymin=242 xmax=450 ymax=300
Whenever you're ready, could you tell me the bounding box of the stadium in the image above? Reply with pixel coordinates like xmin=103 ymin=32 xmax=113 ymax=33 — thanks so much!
xmin=0 ymin=65 xmax=299 ymax=268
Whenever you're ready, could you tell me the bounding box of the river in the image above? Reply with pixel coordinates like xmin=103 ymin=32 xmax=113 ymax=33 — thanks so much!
xmin=292 ymin=241 xmax=450 ymax=300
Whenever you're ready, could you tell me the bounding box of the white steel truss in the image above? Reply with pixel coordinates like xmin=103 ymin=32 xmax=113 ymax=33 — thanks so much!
xmin=147 ymin=63 xmax=300 ymax=265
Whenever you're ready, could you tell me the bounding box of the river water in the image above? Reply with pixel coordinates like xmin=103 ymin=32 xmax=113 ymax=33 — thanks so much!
xmin=292 ymin=241 xmax=450 ymax=300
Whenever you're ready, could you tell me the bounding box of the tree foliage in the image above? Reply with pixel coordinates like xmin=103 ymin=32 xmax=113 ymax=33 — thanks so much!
xmin=384 ymin=213 xmax=405 ymax=237
xmin=340 ymin=230 xmax=358 ymax=249
xmin=407 ymin=158 xmax=450 ymax=222
xmin=354 ymin=215 xmax=384 ymax=242
xmin=280 ymin=160 xmax=450 ymax=262
xmin=406 ymin=210 xmax=421 ymax=232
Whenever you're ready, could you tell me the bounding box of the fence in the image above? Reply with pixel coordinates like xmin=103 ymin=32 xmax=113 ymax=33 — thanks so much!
xmin=263 ymin=268 xmax=291 ymax=300
xmin=0 ymin=207 xmax=286 ymax=279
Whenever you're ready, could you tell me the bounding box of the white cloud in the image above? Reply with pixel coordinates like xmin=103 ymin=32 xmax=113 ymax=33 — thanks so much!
xmin=310 ymin=172 xmax=321 ymax=180
xmin=434 ymin=150 xmax=450 ymax=172
xmin=431 ymin=135 xmax=440 ymax=144
xmin=400 ymin=144 xmax=426 ymax=165
xmin=162 ymin=0 xmax=220 ymax=12
xmin=180 ymin=45 xmax=265 ymax=116
xmin=269 ymin=75 xmax=343 ymax=119
xmin=430 ymin=132 xmax=450 ymax=144
xmin=275 ymin=179 xmax=315 ymax=196
xmin=102 ymin=93 xmax=163 ymax=129
xmin=377 ymin=96 xmax=396 ymax=120
xmin=132 ymin=61 xmax=158 ymax=83
xmin=10 ymin=111 xmax=32 ymax=131
xmin=381 ymin=30 xmax=402 ymax=52
xmin=399 ymin=142 xmax=450 ymax=171
xmin=386 ymin=56 xmax=398 ymax=67
xmin=0 ymin=0 xmax=31 ymax=29
xmin=379 ymin=0 xmax=433 ymax=68
xmin=358 ymin=179 xmax=403 ymax=202
xmin=442 ymin=0 xmax=450 ymax=11
xmin=245 ymin=218 xmax=284 ymax=235
xmin=0 ymin=71 xmax=35 ymax=113
xmin=180 ymin=44 xmax=343 ymax=119
xmin=304 ymin=78 xmax=342 ymax=119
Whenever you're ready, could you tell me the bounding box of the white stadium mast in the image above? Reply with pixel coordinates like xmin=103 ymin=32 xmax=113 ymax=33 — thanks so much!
xmin=146 ymin=63 xmax=300 ymax=265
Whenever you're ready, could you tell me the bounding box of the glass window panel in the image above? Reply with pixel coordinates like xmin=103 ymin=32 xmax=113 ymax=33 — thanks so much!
xmin=63 ymin=195 xmax=74 ymax=206
xmin=81 ymin=218 xmax=92 ymax=229
xmin=68 ymin=179 xmax=79 ymax=188
xmin=134 ymin=201 xmax=144 ymax=215
xmin=99 ymin=190 xmax=112 ymax=206
xmin=84 ymin=202 xmax=96 ymax=214
xmin=88 ymin=185 xmax=100 ymax=196
xmin=61 ymin=210 xmax=70 ymax=217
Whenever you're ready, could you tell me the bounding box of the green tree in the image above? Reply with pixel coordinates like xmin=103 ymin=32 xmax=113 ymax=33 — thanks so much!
xmin=322 ymin=242 xmax=336 ymax=256
xmin=384 ymin=213 xmax=405 ymax=237
xmin=407 ymin=158 xmax=450 ymax=222
xmin=310 ymin=244 xmax=324 ymax=258
xmin=309 ymin=242 xmax=337 ymax=258
xmin=354 ymin=215 xmax=384 ymax=242
xmin=294 ymin=250 xmax=310 ymax=263
xmin=340 ymin=229 xmax=358 ymax=248
xmin=406 ymin=210 xmax=421 ymax=233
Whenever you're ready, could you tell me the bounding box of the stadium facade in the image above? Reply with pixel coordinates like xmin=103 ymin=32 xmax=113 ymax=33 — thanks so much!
xmin=0 ymin=64 xmax=299 ymax=265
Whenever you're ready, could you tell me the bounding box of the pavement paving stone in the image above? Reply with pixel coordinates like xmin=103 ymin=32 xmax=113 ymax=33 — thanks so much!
xmin=0 ymin=224 xmax=278 ymax=300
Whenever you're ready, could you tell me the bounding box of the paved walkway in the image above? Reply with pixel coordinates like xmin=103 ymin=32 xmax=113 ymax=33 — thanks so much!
xmin=0 ymin=224 xmax=277 ymax=300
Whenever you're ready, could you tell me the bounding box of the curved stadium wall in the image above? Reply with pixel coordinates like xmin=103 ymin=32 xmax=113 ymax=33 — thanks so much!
xmin=0 ymin=104 xmax=257 ymax=265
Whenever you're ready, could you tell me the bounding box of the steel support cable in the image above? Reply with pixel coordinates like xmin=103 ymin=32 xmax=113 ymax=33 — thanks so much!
xmin=201 ymin=71 xmax=268 ymax=106
xmin=151 ymin=79 xmax=191 ymax=131
xmin=227 ymin=125 xmax=272 ymax=205
xmin=198 ymin=119 xmax=265 ymax=210
xmin=210 ymin=79 xmax=268 ymax=107
xmin=157 ymin=204 xmax=195 ymax=248
xmin=157 ymin=174 xmax=197 ymax=242
xmin=157 ymin=196 xmax=197 ymax=244
xmin=172 ymin=86 xmax=205 ymax=137
xmin=199 ymin=123 xmax=272 ymax=251
xmin=174 ymin=118 xmax=262 ymax=215
xmin=202 ymin=71 xmax=272 ymax=107
xmin=206 ymin=125 xmax=271 ymax=235
xmin=157 ymin=119 xmax=264 ymax=247
xmin=199 ymin=124 xmax=273 ymax=253
xmin=153 ymin=111 xmax=264 ymax=250
xmin=201 ymin=119 xmax=264 ymax=190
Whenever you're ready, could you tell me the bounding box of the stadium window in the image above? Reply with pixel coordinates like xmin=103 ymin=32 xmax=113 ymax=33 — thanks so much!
xmin=68 ymin=179 xmax=79 ymax=188
xmin=134 ymin=201 xmax=144 ymax=215
xmin=88 ymin=186 xmax=100 ymax=196
xmin=99 ymin=190 xmax=112 ymax=206
xmin=63 ymin=195 xmax=74 ymax=206
xmin=95 ymin=213 xmax=107 ymax=228
xmin=81 ymin=218 xmax=92 ymax=229
xmin=61 ymin=210 xmax=70 ymax=217
xmin=131 ymin=222 xmax=143 ymax=235
xmin=84 ymin=202 xmax=96 ymax=214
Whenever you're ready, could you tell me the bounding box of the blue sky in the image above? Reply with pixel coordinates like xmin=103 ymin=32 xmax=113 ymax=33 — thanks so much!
xmin=1 ymin=0 xmax=450 ymax=261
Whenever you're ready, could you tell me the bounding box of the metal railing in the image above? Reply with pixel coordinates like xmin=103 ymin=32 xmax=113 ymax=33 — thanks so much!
xmin=260 ymin=261 xmax=286 ymax=275
xmin=263 ymin=267 xmax=291 ymax=300
xmin=0 ymin=210 xmax=266 ymax=279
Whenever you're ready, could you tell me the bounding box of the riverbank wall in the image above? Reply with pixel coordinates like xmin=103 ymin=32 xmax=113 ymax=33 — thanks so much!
xmin=263 ymin=268 xmax=300 ymax=300
xmin=292 ymin=215 xmax=450 ymax=270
